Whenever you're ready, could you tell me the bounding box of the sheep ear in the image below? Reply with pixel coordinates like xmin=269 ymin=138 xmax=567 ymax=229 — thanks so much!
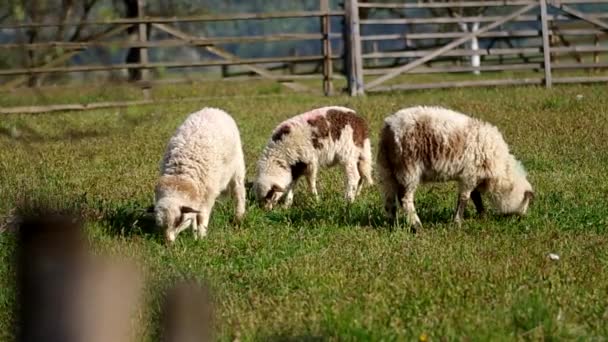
xmin=143 ymin=205 xmax=156 ymax=218
xmin=271 ymin=184 xmax=285 ymax=193
xmin=180 ymin=206 xmax=200 ymax=214
xmin=524 ymin=190 xmax=535 ymax=202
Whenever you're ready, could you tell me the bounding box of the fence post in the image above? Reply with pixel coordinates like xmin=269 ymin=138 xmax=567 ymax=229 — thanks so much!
xmin=345 ymin=0 xmax=364 ymax=96
xmin=138 ymin=0 xmax=151 ymax=99
xmin=321 ymin=0 xmax=333 ymax=96
xmin=539 ymin=0 xmax=552 ymax=88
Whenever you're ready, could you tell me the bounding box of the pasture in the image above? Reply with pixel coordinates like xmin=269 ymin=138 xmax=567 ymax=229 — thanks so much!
xmin=1 ymin=82 xmax=607 ymax=340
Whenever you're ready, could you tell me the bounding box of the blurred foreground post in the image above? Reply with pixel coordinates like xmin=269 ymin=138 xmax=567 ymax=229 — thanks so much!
xmin=14 ymin=209 xmax=214 ymax=342
xmin=321 ymin=0 xmax=334 ymax=96
xmin=345 ymin=0 xmax=364 ymax=96
xmin=161 ymin=280 xmax=214 ymax=342
xmin=15 ymin=213 xmax=142 ymax=342
xmin=138 ymin=0 xmax=151 ymax=100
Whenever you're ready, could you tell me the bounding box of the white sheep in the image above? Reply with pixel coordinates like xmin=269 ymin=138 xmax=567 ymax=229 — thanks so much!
xmin=376 ymin=106 xmax=533 ymax=229
xmin=254 ymin=106 xmax=373 ymax=209
xmin=153 ymin=107 xmax=246 ymax=242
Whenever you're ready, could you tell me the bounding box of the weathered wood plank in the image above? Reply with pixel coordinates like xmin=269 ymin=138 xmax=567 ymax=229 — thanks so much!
xmin=556 ymin=4 xmax=608 ymax=31
xmin=553 ymin=75 xmax=608 ymax=83
xmin=0 ymin=94 xmax=288 ymax=114
xmin=0 ymin=55 xmax=328 ymax=76
xmin=369 ymin=78 xmax=544 ymax=92
xmin=363 ymin=63 xmax=543 ymax=75
xmin=361 ymin=30 xmax=539 ymax=40
xmin=540 ymin=0 xmax=553 ymax=87
xmin=360 ymin=29 xmax=607 ymax=41
xmin=138 ymin=0 xmax=150 ymax=99
xmin=0 ymin=100 xmax=153 ymax=114
xmin=550 ymin=45 xmax=608 ymax=52
xmin=359 ymin=1 xmax=536 ymax=8
xmin=363 ymin=47 xmax=542 ymax=58
xmin=359 ymin=0 xmax=608 ymax=8
xmin=360 ymin=13 xmax=608 ymax=25
xmin=321 ymin=0 xmax=333 ymax=95
xmin=0 ymin=11 xmax=346 ymax=29
xmin=1 ymin=34 xmax=347 ymax=50
xmin=345 ymin=0 xmax=364 ymax=96
xmin=552 ymin=62 xmax=608 ymax=69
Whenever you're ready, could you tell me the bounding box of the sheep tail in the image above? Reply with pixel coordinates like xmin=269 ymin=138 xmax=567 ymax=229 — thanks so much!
xmin=358 ymin=138 xmax=374 ymax=186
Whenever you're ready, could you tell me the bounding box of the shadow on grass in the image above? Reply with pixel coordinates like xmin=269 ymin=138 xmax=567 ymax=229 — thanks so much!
xmin=102 ymin=205 xmax=156 ymax=234
xmin=100 ymin=202 xmax=160 ymax=240
xmin=7 ymin=191 xmax=163 ymax=241
xmin=263 ymin=199 xmax=389 ymax=229
xmin=0 ymin=112 xmax=158 ymax=144
xmin=263 ymin=335 xmax=325 ymax=342
xmin=0 ymin=123 xmax=108 ymax=143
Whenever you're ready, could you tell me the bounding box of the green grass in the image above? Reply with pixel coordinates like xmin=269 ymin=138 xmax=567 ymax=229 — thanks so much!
xmin=1 ymin=82 xmax=608 ymax=341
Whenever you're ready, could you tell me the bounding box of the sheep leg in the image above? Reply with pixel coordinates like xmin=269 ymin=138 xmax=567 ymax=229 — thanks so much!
xmin=191 ymin=214 xmax=199 ymax=240
xmin=454 ymin=183 xmax=476 ymax=225
xmin=231 ymin=173 xmax=246 ymax=222
xmin=377 ymin=164 xmax=400 ymax=223
xmin=344 ymin=160 xmax=361 ymax=203
xmin=471 ymin=189 xmax=485 ymax=215
xmin=358 ymin=145 xmax=374 ymax=186
xmin=355 ymin=178 xmax=364 ymax=197
xmin=282 ymin=185 xmax=295 ymax=208
xmin=356 ymin=150 xmax=374 ymax=196
xmin=382 ymin=184 xmax=401 ymax=224
xmin=400 ymin=185 xmax=422 ymax=230
xmin=197 ymin=202 xmax=215 ymax=239
xmin=305 ymin=163 xmax=319 ymax=201
xmin=196 ymin=213 xmax=205 ymax=239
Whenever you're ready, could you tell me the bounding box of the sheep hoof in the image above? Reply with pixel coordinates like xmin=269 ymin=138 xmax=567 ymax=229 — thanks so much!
xmin=232 ymin=215 xmax=244 ymax=226
xmin=410 ymin=222 xmax=422 ymax=234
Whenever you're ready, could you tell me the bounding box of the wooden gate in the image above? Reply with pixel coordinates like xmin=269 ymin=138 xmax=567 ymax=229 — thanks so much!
xmin=345 ymin=0 xmax=608 ymax=95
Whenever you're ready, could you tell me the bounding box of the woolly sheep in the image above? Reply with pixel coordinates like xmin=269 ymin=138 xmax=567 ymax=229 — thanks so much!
xmin=254 ymin=106 xmax=373 ymax=209
xmin=376 ymin=106 xmax=533 ymax=229
xmin=153 ymin=107 xmax=246 ymax=242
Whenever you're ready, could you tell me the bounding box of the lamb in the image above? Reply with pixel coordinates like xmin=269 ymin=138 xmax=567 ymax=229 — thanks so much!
xmin=153 ymin=107 xmax=246 ymax=243
xmin=254 ymin=106 xmax=373 ymax=209
xmin=376 ymin=106 xmax=534 ymax=229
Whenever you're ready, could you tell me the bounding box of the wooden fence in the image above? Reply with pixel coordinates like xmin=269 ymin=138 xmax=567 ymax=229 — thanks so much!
xmin=0 ymin=0 xmax=607 ymax=110
xmin=345 ymin=0 xmax=608 ymax=95
xmin=0 ymin=0 xmax=344 ymax=101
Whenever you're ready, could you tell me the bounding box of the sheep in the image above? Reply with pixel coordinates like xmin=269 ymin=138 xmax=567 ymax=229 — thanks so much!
xmin=153 ymin=107 xmax=246 ymax=243
xmin=376 ymin=106 xmax=534 ymax=229
xmin=254 ymin=106 xmax=373 ymax=209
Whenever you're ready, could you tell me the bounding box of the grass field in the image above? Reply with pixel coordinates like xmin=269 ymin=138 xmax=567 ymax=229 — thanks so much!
xmin=1 ymin=82 xmax=608 ymax=341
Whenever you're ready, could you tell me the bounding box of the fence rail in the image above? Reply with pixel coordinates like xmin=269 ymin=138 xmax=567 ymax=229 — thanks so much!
xmin=0 ymin=0 xmax=607 ymax=111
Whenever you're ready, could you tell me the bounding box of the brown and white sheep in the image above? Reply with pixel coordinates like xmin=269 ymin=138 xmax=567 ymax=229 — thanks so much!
xmin=154 ymin=107 xmax=246 ymax=242
xmin=377 ymin=106 xmax=534 ymax=229
xmin=254 ymin=106 xmax=373 ymax=209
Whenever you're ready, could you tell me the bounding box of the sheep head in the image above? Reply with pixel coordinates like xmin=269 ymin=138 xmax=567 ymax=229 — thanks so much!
xmin=490 ymin=159 xmax=534 ymax=216
xmin=254 ymin=159 xmax=293 ymax=210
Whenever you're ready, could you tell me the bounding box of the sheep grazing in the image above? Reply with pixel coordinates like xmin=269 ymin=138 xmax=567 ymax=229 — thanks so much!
xmin=254 ymin=106 xmax=373 ymax=209
xmin=154 ymin=107 xmax=246 ymax=243
xmin=377 ymin=106 xmax=533 ymax=229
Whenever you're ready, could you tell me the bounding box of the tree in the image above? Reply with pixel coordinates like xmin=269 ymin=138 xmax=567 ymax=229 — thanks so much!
xmin=122 ymin=0 xmax=143 ymax=81
xmin=4 ymin=0 xmax=106 ymax=86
